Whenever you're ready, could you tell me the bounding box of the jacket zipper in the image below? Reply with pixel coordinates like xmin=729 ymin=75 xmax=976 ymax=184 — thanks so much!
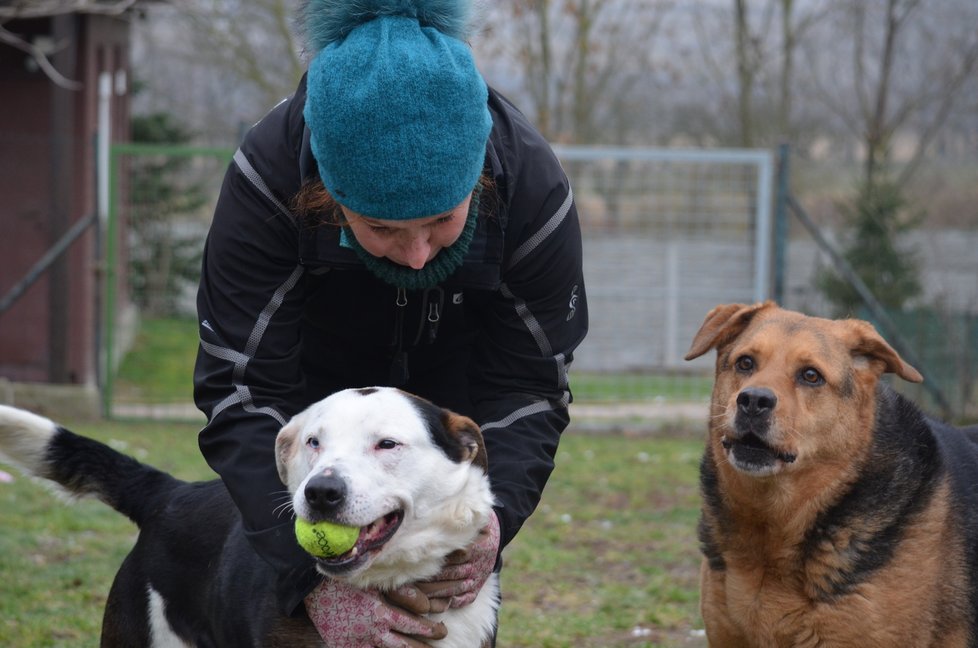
xmin=390 ymin=287 xmax=409 ymax=385
xmin=390 ymin=286 xmax=445 ymax=385
xmin=426 ymin=287 xmax=443 ymax=344
xmin=409 ymin=287 xmax=445 ymax=347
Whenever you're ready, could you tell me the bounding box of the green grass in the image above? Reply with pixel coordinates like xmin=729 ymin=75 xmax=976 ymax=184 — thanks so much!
xmin=572 ymin=372 xmax=713 ymax=403
xmin=498 ymin=434 xmax=706 ymax=647
xmin=0 ymin=420 xmax=215 ymax=647
xmin=110 ymin=317 xmax=712 ymax=407
xmin=114 ymin=317 xmax=198 ymax=403
xmin=0 ymin=420 xmax=707 ymax=647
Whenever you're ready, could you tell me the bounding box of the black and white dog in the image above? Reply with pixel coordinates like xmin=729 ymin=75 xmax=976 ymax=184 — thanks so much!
xmin=0 ymin=387 xmax=499 ymax=647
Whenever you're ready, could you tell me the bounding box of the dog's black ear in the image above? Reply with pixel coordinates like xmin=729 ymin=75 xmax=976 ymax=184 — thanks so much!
xmin=845 ymin=320 xmax=924 ymax=383
xmin=443 ymin=411 xmax=489 ymax=473
xmin=685 ymin=302 xmax=775 ymax=360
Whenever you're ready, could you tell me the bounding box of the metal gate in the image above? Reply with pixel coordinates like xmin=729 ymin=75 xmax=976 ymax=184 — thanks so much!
xmin=100 ymin=144 xmax=775 ymax=421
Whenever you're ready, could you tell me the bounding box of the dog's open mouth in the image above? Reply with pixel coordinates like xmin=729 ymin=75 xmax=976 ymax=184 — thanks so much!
xmin=316 ymin=510 xmax=404 ymax=571
xmin=722 ymin=433 xmax=797 ymax=475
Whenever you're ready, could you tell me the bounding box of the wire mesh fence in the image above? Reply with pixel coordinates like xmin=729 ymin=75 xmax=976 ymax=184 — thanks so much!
xmin=105 ymin=144 xmax=231 ymax=421
xmin=560 ymin=147 xmax=773 ymax=428
xmin=779 ymin=198 xmax=978 ymax=420
xmin=102 ymin=144 xmax=976 ymax=425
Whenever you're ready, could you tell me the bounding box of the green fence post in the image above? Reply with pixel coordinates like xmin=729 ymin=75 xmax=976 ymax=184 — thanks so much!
xmin=102 ymin=145 xmax=120 ymax=418
xmin=101 ymin=143 xmax=235 ymax=419
xmin=773 ymin=143 xmax=790 ymax=305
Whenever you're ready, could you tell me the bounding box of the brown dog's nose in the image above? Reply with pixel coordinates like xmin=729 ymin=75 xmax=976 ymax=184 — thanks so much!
xmin=737 ymin=387 xmax=777 ymax=417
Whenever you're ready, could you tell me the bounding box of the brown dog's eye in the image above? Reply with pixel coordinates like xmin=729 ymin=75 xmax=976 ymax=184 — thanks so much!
xmin=799 ymin=368 xmax=824 ymax=386
xmin=734 ymin=356 xmax=754 ymax=373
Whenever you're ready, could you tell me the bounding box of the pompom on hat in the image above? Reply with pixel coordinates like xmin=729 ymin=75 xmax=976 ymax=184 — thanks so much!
xmin=302 ymin=0 xmax=492 ymax=220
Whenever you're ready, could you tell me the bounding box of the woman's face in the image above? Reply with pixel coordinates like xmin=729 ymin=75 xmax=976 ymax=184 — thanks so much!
xmin=341 ymin=193 xmax=472 ymax=270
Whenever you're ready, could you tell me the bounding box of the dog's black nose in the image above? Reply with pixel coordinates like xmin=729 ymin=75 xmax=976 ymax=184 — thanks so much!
xmin=304 ymin=474 xmax=347 ymax=513
xmin=737 ymin=387 xmax=777 ymax=417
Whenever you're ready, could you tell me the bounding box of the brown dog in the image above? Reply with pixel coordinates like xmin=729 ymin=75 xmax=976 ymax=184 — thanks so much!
xmin=685 ymin=302 xmax=978 ymax=648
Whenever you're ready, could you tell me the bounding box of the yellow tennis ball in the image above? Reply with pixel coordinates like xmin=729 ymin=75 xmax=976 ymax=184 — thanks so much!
xmin=294 ymin=518 xmax=360 ymax=558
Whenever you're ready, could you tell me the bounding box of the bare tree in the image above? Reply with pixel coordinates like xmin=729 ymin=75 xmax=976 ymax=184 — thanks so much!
xmin=477 ymin=0 xmax=673 ymax=144
xmin=178 ymin=0 xmax=305 ymax=102
xmin=482 ymin=0 xmax=555 ymax=137
xmin=775 ymin=0 xmax=825 ymax=141
xmin=811 ymin=0 xmax=978 ymax=321
xmin=810 ymin=0 xmax=978 ymax=186
xmin=732 ymin=0 xmax=765 ymax=147
xmin=0 ymin=0 xmax=140 ymax=89
xmin=690 ymin=0 xmax=826 ymax=148
xmin=133 ymin=0 xmax=306 ymax=142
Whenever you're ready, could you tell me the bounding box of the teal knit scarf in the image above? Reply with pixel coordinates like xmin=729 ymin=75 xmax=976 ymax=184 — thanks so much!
xmin=341 ymin=187 xmax=481 ymax=291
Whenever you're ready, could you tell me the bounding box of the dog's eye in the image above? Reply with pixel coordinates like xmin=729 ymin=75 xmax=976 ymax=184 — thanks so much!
xmin=306 ymin=437 xmax=320 ymax=450
xmin=376 ymin=439 xmax=399 ymax=450
xmin=734 ymin=356 xmax=754 ymax=373
xmin=799 ymin=368 xmax=825 ymax=386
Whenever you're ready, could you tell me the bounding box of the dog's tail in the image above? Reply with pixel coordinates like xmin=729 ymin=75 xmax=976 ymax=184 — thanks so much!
xmin=0 ymin=404 xmax=181 ymax=527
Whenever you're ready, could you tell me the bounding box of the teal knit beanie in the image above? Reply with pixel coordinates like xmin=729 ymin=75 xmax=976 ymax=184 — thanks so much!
xmin=302 ymin=0 xmax=492 ymax=220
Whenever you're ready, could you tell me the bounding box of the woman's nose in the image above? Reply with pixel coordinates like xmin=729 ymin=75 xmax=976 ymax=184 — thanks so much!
xmin=401 ymin=233 xmax=431 ymax=269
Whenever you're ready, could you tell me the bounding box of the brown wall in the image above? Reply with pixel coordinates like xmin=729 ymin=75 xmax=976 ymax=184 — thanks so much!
xmin=0 ymin=13 xmax=131 ymax=386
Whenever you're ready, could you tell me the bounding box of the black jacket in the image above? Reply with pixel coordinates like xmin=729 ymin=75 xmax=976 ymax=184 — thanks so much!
xmin=194 ymin=75 xmax=589 ymax=614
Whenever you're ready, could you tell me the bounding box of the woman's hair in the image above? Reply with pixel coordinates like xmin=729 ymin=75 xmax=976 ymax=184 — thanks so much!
xmin=291 ymin=172 xmax=496 ymax=227
xmin=291 ymin=178 xmax=346 ymax=227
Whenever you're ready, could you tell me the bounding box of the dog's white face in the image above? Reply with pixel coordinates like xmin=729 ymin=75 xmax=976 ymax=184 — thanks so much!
xmin=275 ymin=387 xmax=494 ymax=590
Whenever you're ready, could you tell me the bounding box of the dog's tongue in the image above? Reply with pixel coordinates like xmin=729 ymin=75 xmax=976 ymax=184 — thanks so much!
xmin=341 ymin=511 xmax=403 ymax=557
xmin=360 ymin=512 xmax=399 ymax=546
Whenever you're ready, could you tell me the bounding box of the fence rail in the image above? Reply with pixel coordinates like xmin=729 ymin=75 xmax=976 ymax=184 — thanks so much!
xmin=101 ymin=143 xmax=976 ymax=424
xmin=562 ymin=146 xmax=773 ymax=388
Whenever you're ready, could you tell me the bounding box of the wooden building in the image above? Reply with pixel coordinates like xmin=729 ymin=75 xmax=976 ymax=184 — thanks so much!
xmin=0 ymin=1 xmax=147 ymax=416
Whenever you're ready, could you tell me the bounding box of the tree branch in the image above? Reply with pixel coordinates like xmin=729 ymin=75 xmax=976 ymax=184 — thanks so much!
xmin=0 ymin=0 xmax=141 ymax=89
xmin=0 ymin=25 xmax=82 ymax=89
xmin=0 ymin=0 xmax=139 ymax=20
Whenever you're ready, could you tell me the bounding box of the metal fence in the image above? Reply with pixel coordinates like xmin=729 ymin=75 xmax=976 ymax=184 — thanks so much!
xmin=104 ymin=144 xmax=232 ymax=420
xmin=103 ymin=144 xmax=774 ymax=425
xmin=556 ymin=147 xmax=774 ymax=427
xmin=777 ymin=167 xmax=978 ymax=420
xmin=103 ymin=144 xmax=976 ymax=424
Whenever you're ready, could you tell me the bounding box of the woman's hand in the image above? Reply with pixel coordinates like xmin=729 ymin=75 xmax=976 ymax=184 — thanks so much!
xmin=417 ymin=511 xmax=500 ymax=611
xmin=305 ymin=578 xmax=447 ymax=647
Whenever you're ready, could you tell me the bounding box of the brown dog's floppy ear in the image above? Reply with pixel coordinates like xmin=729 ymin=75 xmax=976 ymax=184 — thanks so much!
xmin=443 ymin=411 xmax=489 ymax=473
xmin=684 ymin=302 xmax=775 ymax=360
xmin=274 ymin=410 xmax=307 ymax=486
xmin=846 ymin=320 xmax=924 ymax=383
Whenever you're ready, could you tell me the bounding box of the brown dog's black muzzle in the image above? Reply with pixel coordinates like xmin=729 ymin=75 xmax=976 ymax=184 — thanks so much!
xmin=723 ymin=386 xmax=797 ymax=468
xmin=734 ymin=387 xmax=777 ymax=436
